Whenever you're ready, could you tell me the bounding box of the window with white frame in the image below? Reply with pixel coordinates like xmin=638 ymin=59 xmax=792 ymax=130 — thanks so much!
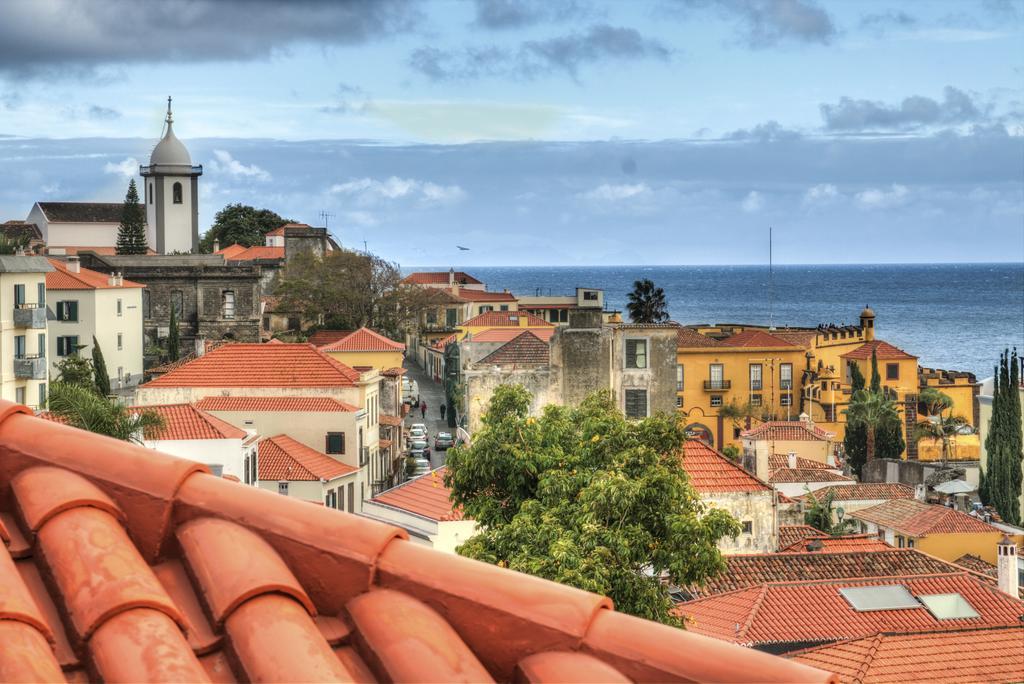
xmin=749 ymin=363 xmax=763 ymax=390
xmin=625 ymin=339 xmax=647 ymax=369
xmin=710 ymin=395 xmax=723 ymax=408
xmin=780 ymin=393 xmax=792 ymax=407
xmin=222 ymin=291 xmax=235 ymax=320
xmin=780 ymin=363 xmax=793 ymax=390
xmin=676 ymin=364 xmax=684 ymax=391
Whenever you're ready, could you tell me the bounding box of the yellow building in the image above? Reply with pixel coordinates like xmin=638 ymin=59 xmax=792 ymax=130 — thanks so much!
xmin=319 ymin=327 xmax=405 ymax=372
xmin=919 ymin=366 xmax=980 ymax=426
xmin=455 ymin=310 xmax=553 ymax=341
xmin=849 ymin=498 xmax=1014 ymax=564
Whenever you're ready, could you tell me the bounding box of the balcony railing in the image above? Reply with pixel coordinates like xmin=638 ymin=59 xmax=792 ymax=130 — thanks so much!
xmin=703 ymin=379 xmax=731 ymax=391
xmin=14 ymin=304 xmax=46 ymax=329
xmin=14 ymin=354 xmax=46 ymax=380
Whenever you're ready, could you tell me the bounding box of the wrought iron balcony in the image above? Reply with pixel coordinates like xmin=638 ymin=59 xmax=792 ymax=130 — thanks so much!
xmin=14 ymin=354 xmax=46 ymax=380
xmin=703 ymin=379 xmax=731 ymax=391
xmin=13 ymin=303 xmax=46 ymax=329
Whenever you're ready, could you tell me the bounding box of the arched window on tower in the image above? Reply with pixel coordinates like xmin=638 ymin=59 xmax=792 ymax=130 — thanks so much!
xmin=148 ymin=183 xmax=153 ymax=204
xmin=173 ymin=182 xmax=183 ymax=204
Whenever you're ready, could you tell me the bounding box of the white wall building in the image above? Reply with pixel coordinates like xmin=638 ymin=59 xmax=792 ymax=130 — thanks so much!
xmin=0 ymin=256 xmax=52 ymax=409
xmin=256 ymin=434 xmax=362 ymax=511
xmin=135 ymin=403 xmax=254 ymax=482
xmin=47 ymin=256 xmax=145 ymax=390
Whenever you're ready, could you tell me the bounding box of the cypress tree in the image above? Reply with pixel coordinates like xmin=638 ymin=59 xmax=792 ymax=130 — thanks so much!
xmin=167 ymin=306 xmax=180 ymax=362
xmin=844 ymin=362 xmax=868 ymax=476
xmin=91 ymin=336 xmax=111 ymax=397
xmin=984 ymin=350 xmax=1023 ymax=525
xmin=116 ymin=179 xmax=148 ymax=255
xmin=870 ymin=349 xmax=882 ymax=394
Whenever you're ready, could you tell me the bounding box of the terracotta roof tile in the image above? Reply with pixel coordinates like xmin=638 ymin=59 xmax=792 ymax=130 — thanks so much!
xmin=46 ymin=257 xmax=146 ymax=290
xmin=471 ymin=327 xmax=556 ymax=343
xmin=779 ymin=534 xmax=894 ymax=553
xmin=779 ymin=524 xmax=829 ymax=549
xmin=402 ymin=271 xmax=483 ymax=286
xmin=320 ymin=327 xmax=406 ymax=352
xmin=214 ymin=243 xmax=247 ymax=258
xmin=371 ymin=467 xmax=464 ymax=521
xmin=794 ymin=483 xmax=916 ymax=503
xmin=380 ymin=366 xmax=407 ymax=377
xmin=257 ymin=435 xmax=357 ymax=481
xmin=478 ymin=330 xmax=551 ymax=366
xmin=676 ymin=327 xmax=724 ymax=348
xmin=770 ymin=330 xmax=818 ymax=348
xmin=142 ymin=343 xmax=361 ymax=388
xmin=721 ymin=329 xmax=803 ymax=348
xmin=841 ymin=339 xmax=917 ymax=361
xmin=454 ymin=288 xmax=517 ymax=302
xmin=195 ymin=396 xmax=359 ymax=412
xmin=220 ymin=245 xmax=285 ymax=261
xmin=770 ymin=468 xmax=855 ymax=484
xmin=953 ymin=554 xmax=996 ymax=576
xmin=432 ymin=333 xmax=457 ymax=350
xmin=849 ymin=499 xmax=1001 ymax=536
xmin=678 ymin=573 xmax=1024 ymax=648
xmin=132 ymin=404 xmax=248 ymax=441
xmin=789 ymin=626 xmax=1024 ymax=683
xmin=742 ymin=421 xmax=835 ymax=441
xmin=770 ymin=455 xmax=835 ymax=470
xmin=461 ymin=310 xmax=552 ymax=327
xmin=37 ymin=201 xmax=137 ymax=223
xmin=306 ymin=329 xmax=354 ymax=347
xmin=0 ymin=402 xmax=833 ymax=683
xmin=684 ymin=549 xmax=970 ymax=599
xmin=682 ymin=440 xmax=773 ymax=493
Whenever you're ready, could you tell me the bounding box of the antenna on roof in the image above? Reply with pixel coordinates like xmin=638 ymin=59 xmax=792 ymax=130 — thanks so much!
xmin=768 ymin=226 xmax=775 ymax=331
xmin=318 ymin=210 xmax=335 ymax=228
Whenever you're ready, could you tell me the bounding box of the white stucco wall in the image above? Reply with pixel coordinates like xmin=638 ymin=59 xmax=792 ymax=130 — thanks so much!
xmin=159 ymin=175 xmax=194 ymax=254
xmin=141 ymin=437 xmax=246 ymax=479
xmin=0 ymin=270 xmax=48 ymax=408
xmin=257 ymin=470 xmax=362 ymax=512
xmin=774 ymin=478 xmax=857 ymax=498
xmin=361 ymin=500 xmax=478 ymax=554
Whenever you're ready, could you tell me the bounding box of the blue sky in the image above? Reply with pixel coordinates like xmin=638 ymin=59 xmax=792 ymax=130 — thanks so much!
xmin=0 ymin=0 xmax=1021 ymax=266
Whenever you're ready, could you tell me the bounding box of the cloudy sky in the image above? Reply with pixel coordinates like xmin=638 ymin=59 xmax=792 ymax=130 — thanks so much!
xmin=0 ymin=0 xmax=1021 ymax=266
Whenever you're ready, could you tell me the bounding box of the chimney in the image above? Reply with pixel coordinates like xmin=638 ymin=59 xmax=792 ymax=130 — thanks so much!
xmin=67 ymin=256 xmax=80 ymax=273
xmin=787 ymin=452 xmax=797 ymax=469
xmin=448 ymin=267 xmax=455 ymax=287
xmin=997 ymin=535 xmax=1019 ymax=597
xmin=806 ymin=538 xmax=824 ymax=553
xmin=799 ymin=412 xmax=810 ymax=423
xmin=108 ymin=272 xmax=117 ymax=287
xmin=914 ymin=484 xmax=926 ymax=501
xmin=213 ymin=238 xmax=220 ymax=252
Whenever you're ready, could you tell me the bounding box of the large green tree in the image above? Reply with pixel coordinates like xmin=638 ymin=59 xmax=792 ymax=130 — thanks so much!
xmin=843 ymin=362 xmax=868 ymax=476
xmin=845 ymin=389 xmax=902 ymax=464
xmin=47 ymin=382 xmax=164 ymax=444
xmin=983 ymin=349 xmax=1023 ymax=525
xmin=199 ymin=204 xmax=291 ymax=252
xmin=276 ymin=248 xmax=443 ymax=340
xmin=167 ymin=305 xmax=181 ymax=362
xmin=867 ymin=349 xmax=906 ymax=459
xmin=914 ymin=387 xmax=965 ymax=467
xmin=444 ymin=385 xmax=739 ymax=625
xmin=116 ymin=179 xmax=148 ymax=255
xmin=54 ymin=352 xmax=95 ymax=390
xmin=91 ymin=336 xmax=111 ymax=396
xmin=626 ymin=278 xmax=670 ymax=324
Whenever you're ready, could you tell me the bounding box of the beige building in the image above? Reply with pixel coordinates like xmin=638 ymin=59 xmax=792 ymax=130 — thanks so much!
xmin=256 ymin=434 xmax=361 ymax=511
xmin=46 ymin=256 xmax=145 ymax=391
xmin=740 ymin=417 xmax=836 ymax=481
xmin=135 ymin=403 xmax=254 ymax=482
xmin=517 ymin=287 xmax=612 ymax=325
xmin=0 ymin=255 xmax=52 ymax=409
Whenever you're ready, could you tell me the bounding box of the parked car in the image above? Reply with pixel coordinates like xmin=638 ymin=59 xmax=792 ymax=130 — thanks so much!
xmin=409 ymin=426 xmax=427 ymax=441
xmin=408 ymin=439 xmax=431 ymax=461
xmin=410 ymin=423 xmax=427 ymax=434
xmin=405 ymin=455 xmax=431 ymax=477
xmin=434 ymin=431 xmax=454 ymax=450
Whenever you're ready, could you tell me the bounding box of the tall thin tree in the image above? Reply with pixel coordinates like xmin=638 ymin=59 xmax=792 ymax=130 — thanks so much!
xmin=116 ymin=179 xmax=148 ymax=255
xmin=91 ymin=336 xmax=111 ymax=397
xmin=167 ymin=305 xmax=181 ymax=362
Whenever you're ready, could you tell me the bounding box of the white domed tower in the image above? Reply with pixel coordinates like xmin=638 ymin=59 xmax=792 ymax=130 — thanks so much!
xmin=140 ymin=97 xmax=202 ymax=253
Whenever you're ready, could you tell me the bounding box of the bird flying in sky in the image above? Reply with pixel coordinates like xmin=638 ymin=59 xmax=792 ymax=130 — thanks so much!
xmin=457 ymin=245 xmax=470 ymax=251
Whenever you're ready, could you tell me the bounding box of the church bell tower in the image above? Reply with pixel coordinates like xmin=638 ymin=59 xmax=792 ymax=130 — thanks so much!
xmin=140 ymin=97 xmax=202 ymax=253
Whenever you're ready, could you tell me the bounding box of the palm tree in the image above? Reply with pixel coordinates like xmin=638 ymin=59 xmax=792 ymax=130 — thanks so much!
xmin=845 ymin=389 xmax=900 ymax=462
xmin=915 ymin=387 xmax=966 ymax=467
xmin=47 ymin=382 xmax=164 ymax=444
xmin=626 ymin=279 xmax=669 ymax=324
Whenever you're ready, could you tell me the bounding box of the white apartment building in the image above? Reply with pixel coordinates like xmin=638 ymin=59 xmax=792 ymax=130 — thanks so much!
xmin=0 ymin=255 xmax=53 ymax=409
xmin=46 ymin=256 xmax=145 ymax=391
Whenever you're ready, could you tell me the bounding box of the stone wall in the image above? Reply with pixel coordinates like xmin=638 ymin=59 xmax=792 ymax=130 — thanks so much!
xmin=464 ymin=366 xmax=553 ymax=432
xmin=703 ymin=491 xmax=777 ymax=554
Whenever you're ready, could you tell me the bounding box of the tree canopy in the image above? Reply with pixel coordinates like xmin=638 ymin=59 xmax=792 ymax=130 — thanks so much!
xmin=91 ymin=336 xmax=111 ymax=396
xmin=626 ymin=278 xmax=670 ymax=324
xmin=116 ymin=179 xmax=148 ymax=255
xmin=47 ymin=382 xmax=163 ymax=444
xmin=444 ymin=385 xmax=739 ymax=625
xmin=275 ymin=248 xmax=442 ymax=340
xmin=199 ymin=204 xmax=291 ymax=252
xmin=981 ymin=349 xmax=1022 ymax=525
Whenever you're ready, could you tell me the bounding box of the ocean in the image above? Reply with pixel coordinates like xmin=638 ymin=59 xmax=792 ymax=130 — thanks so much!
xmin=408 ymin=264 xmax=1024 ymax=379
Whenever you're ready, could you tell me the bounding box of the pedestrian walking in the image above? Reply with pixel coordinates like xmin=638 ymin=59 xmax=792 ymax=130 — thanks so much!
xmin=420 ymin=400 xmax=427 ymax=419
xmin=440 ymin=404 xmax=446 ymax=420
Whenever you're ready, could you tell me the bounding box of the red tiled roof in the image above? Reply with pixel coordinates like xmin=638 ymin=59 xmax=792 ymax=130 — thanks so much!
xmin=683 ymin=549 xmax=970 ymax=599
xmin=371 ymin=467 xmax=464 ymax=522
xmin=431 ymin=333 xmax=456 ymax=350
xmin=131 ymin=404 xmax=248 ymax=441
xmin=677 ymin=327 xmax=724 ymax=348
xmin=770 ymin=330 xmax=818 ymax=348
xmin=306 ymin=329 xmax=354 ymax=347
xmin=770 ymin=455 xmax=835 ymax=470
xmin=222 ymin=245 xmax=285 ymax=261
xmin=402 ymin=271 xmax=483 ymax=286
xmin=258 ymin=434 xmax=357 ymax=481
xmin=742 ymin=421 xmax=835 ymax=441
xmin=953 ymin=554 xmax=997 ymax=577
xmin=789 ymin=626 xmax=1024 ymax=683
xmin=779 ymin=524 xmax=829 ymax=549
xmin=478 ymin=331 xmax=550 ymax=366
xmin=770 ymin=468 xmax=855 ymax=484
xmin=455 ymin=288 xmax=517 ymax=302
xmin=461 ymin=310 xmax=552 ymax=327
xmin=320 ymin=327 xmax=406 ymax=352
xmin=849 ymin=499 xmax=1001 ymax=536
xmin=678 ymin=573 xmax=1024 ymax=647
xmin=195 ymin=396 xmax=359 ymax=412
xmin=681 ymin=440 xmax=773 ymax=493
xmin=0 ymin=402 xmax=832 ymax=682
xmin=142 ymin=343 xmax=362 ymax=388
xmin=779 ymin=534 xmax=895 ymax=553
xmin=721 ymin=329 xmax=802 ymax=348
xmin=380 ymin=366 xmax=407 ymax=377
xmin=471 ymin=327 xmax=556 ymax=343
xmin=265 ymin=223 xmax=313 ymax=237
xmin=794 ymin=483 xmax=916 ymax=503
xmin=841 ymin=339 xmax=917 ymax=361
xmin=46 ymin=258 xmax=146 ymax=290
xmin=214 ymin=243 xmax=247 ymax=258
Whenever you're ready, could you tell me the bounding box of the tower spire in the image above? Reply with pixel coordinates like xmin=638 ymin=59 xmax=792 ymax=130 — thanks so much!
xmin=166 ymin=96 xmax=174 ymax=125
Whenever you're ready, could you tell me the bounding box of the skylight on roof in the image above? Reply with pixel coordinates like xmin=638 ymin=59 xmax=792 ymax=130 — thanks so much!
xmin=839 ymin=585 xmax=920 ymax=611
xmin=917 ymin=593 xmax=980 ymax=620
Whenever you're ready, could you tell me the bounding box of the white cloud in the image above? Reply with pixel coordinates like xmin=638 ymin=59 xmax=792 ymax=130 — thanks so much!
xmin=208 ymin=149 xmax=271 ymax=181
xmin=741 ymin=190 xmax=764 ymax=213
xmin=343 ymin=210 xmax=378 ymax=227
xmin=856 ymin=184 xmax=909 ymax=209
xmin=328 ymin=176 xmax=465 ymax=206
xmin=581 ymin=183 xmax=651 ymax=201
xmin=803 ymin=183 xmax=839 ymax=206
xmin=103 ymin=156 xmax=138 ymax=178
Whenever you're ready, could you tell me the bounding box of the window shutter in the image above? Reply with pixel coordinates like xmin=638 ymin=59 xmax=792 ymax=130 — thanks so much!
xmin=56 ymin=302 xmax=64 ymax=320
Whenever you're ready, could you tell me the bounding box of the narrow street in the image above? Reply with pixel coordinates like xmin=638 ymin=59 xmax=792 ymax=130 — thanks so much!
xmin=402 ymin=357 xmax=452 ymax=469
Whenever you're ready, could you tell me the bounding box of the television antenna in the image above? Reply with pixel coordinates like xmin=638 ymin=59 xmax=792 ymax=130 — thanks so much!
xmin=318 ymin=210 xmax=335 ymax=228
